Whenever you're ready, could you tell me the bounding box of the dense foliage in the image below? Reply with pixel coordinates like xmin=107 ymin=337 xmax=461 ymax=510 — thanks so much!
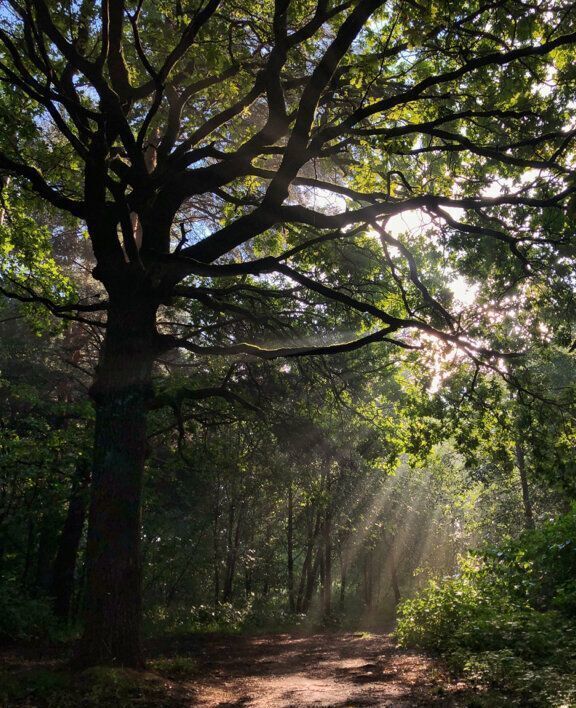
xmin=397 ymin=509 xmax=576 ymax=706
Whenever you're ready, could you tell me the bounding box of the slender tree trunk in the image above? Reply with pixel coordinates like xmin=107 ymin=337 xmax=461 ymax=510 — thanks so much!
xmin=287 ymin=481 xmax=295 ymax=613
xmin=296 ymin=552 xmax=309 ymax=612
xmin=376 ymin=548 xmax=383 ymax=607
xmin=74 ymin=297 xmax=157 ymax=668
xmin=339 ymin=545 xmax=347 ymax=607
xmin=515 ymin=441 xmax=535 ymax=530
xmin=51 ymin=459 xmax=91 ymax=620
xmin=0 ymin=175 xmax=10 ymax=225
xmin=243 ymin=520 xmax=253 ymax=600
xmin=222 ymin=503 xmax=242 ymax=602
xmin=35 ymin=515 xmax=57 ymax=594
xmin=363 ymin=551 xmax=374 ymax=608
xmin=222 ymin=502 xmax=235 ymax=602
xmin=322 ymin=515 xmax=332 ymax=615
xmin=390 ymin=547 xmax=401 ymax=605
xmin=296 ymin=509 xmax=313 ymax=612
xmin=297 ymin=510 xmax=320 ymax=612
xmin=213 ymin=492 xmax=221 ymax=608
xmin=319 ymin=547 xmax=325 ymax=607
xmin=303 ymin=548 xmax=321 ymax=613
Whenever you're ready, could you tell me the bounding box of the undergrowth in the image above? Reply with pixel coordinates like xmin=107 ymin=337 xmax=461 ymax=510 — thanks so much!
xmin=396 ymin=507 xmax=576 ymax=706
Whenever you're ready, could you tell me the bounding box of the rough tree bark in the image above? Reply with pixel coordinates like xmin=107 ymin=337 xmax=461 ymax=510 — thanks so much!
xmin=74 ymin=293 xmax=158 ymax=668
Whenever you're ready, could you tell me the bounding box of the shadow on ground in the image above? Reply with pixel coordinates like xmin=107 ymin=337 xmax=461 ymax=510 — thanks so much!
xmin=149 ymin=632 xmax=476 ymax=707
xmin=1 ymin=632 xmax=484 ymax=707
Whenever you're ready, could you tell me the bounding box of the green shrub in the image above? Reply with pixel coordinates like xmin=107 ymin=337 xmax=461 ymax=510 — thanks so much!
xmin=145 ymin=595 xmax=309 ymax=636
xmin=482 ymin=509 xmax=576 ymax=617
xmin=460 ymin=650 xmax=576 ymax=707
xmin=396 ymin=508 xmax=576 ymax=706
xmin=144 ymin=601 xmax=248 ymax=635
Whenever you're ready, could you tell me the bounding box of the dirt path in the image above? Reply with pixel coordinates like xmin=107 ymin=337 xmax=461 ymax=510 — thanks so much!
xmin=1 ymin=632 xmax=475 ymax=706
xmin=169 ymin=633 xmax=470 ymax=707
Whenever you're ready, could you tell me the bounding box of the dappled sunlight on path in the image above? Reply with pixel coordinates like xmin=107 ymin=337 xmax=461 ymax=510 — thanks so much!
xmin=175 ymin=633 xmax=470 ymax=707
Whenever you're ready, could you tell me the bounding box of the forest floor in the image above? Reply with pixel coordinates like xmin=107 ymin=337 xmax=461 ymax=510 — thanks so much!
xmin=173 ymin=632 xmax=474 ymax=707
xmin=1 ymin=632 xmax=484 ymax=707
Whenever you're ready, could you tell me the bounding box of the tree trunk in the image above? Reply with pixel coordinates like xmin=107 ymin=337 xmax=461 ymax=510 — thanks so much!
xmin=296 ymin=509 xmax=313 ymax=612
xmin=222 ymin=502 xmax=235 ymax=602
xmin=303 ymin=548 xmax=321 ymax=613
xmin=390 ymin=544 xmax=401 ymax=606
xmin=296 ymin=510 xmax=320 ymax=612
xmin=213 ymin=494 xmax=221 ymax=608
xmin=322 ymin=515 xmax=332 ymax=615
xmin=363 ymin=551 xmax=374 ymax=608
xmin=0 ymin=175 xmax=10 ymax=225
xmin=74 ymin=297 xmax=157 ymax=668
xmin=319 ymin=547 xmax=325 ymax=607
xmin=35 ymin=515 xmax=57 ymax=595
xmin=515 ymin=441 xmax=535 ymax=530
xmin=51 ymin=459 xmax=91 ymax=621
xmin=222 ymin=503 xmax=242 ymax=602
xmin=244 ymin=568 xmax=252 ymax=598
xmin=339 ymin=546 xmax=347 ymax=607
xmin=287 ymin=481 xmax=295 ymax=613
